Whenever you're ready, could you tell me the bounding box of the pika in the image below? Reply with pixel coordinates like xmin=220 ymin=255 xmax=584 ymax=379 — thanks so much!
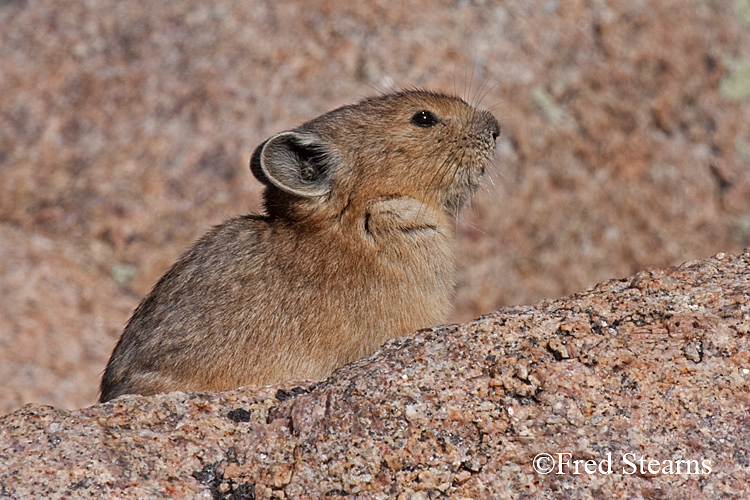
xmin=99 ymin=89 xmax=500 ymax=402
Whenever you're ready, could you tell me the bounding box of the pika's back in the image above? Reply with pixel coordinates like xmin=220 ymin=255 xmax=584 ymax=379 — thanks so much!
xmin=100 ymin=90 xmax=500 ymax=402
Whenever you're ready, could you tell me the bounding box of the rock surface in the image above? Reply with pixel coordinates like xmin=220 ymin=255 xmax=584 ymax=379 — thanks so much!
xmin=1 ymin=0 xmax=750 ymax=414
xmin=1 ymin=252 xmax=748 ymax=499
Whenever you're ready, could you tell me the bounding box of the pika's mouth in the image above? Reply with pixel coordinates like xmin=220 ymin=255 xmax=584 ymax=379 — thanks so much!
xmin=442 ymin=166 xmax=487 ymax=216
xmin=441 ymin=136 xmax=497 ymax=216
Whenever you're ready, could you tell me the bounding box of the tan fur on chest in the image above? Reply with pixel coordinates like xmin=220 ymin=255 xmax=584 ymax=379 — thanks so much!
xmin=99 ymin=89 xmax=499 ymax=402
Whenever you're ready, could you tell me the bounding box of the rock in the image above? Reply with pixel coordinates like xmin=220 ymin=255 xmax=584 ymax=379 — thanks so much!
xmin=2 ymin=0 xmax=750 ymax=414
xmin=2 ymin=251 xmax=748 ymax=498
xmin=0 ymin=224 xmax=134 ymax=415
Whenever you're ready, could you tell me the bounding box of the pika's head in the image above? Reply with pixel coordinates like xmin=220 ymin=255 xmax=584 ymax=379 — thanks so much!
xmin=251 ymin=90 xmax=500 ymax=220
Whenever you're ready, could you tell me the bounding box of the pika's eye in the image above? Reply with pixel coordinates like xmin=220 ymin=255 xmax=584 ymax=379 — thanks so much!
xmin=411 ymin=110 xmax=439 ymax=128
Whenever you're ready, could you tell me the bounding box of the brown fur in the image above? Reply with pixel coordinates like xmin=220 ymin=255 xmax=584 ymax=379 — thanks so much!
xmin=99 ymin=90 xmax=500 ymax=402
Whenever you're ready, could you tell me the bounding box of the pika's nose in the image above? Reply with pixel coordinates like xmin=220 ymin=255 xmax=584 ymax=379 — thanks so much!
xmin=487 ymin=113 xmax=501 ymax=142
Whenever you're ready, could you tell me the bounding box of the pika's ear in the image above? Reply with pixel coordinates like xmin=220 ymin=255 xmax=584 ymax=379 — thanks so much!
xmin=249 ymin=131 xmax=333 ymax=198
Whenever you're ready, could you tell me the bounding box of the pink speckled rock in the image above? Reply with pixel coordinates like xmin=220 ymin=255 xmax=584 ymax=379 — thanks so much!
xmin=2 ymin=0 xmax=750 ymax=416
xmin=1 ymin=252 xmax=748 ymax=498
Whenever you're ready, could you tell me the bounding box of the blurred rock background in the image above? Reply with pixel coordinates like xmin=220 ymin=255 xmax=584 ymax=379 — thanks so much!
xmin=1 ymin=0 xmax=749 ymax=415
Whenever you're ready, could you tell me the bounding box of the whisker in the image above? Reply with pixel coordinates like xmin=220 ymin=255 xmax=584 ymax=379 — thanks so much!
xmin=485 ymin=99 xmax=506 ymax=115
xmin=474 ymin=80 xmax=503 ymax=110
xmin=488 ymin=155 xmax=505 ymax=178
xmin=468 ymin=67 xmax=476 ymax=106
xmin=423 ymin=142 xmax=465 ymax=221
xmin=417 ymin=146 xmax=458 ymax=222
xmin=453 ymin=63 xmax=458 ymax=99
xmin=471 ymin=78 xmax=487 ymax=109
xmin=444 ymin=147 xmax=469 ymax=215
xmin=456 ymin=202 xmax=487 ymax=237
xmin=363 ymin=80 xmax=383 ymax=96
xmin=462 ymin=67 xmax=471 ymax=104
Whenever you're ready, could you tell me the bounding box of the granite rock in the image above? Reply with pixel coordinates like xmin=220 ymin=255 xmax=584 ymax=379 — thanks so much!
xmin=1 ymin=251 xmax=748 ymax=498
xmin=1 ymin=0 xmax=750 ymax=414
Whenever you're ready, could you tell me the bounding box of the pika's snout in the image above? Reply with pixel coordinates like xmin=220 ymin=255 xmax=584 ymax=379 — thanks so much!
xmin=486 ymin=112 xmax=501 ymax=143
